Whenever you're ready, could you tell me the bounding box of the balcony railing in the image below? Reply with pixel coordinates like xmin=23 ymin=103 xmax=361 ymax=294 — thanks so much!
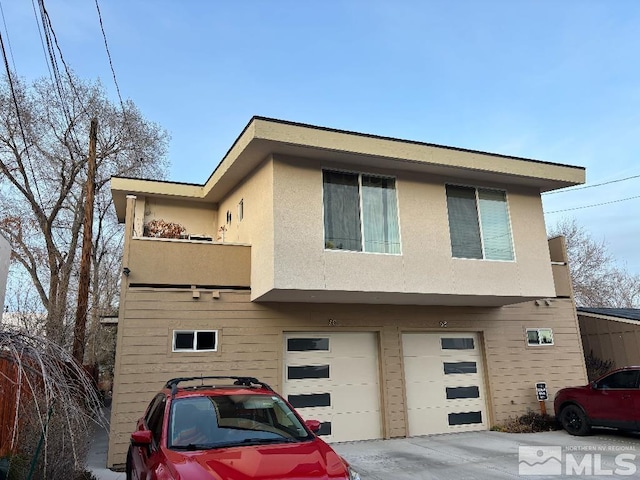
xmin=125 ymin=237 xmax=250 ymax=287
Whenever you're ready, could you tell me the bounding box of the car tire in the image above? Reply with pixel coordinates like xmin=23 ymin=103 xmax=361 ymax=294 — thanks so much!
xmin=126 ymin=447 xmax=133 ymax=480
xmin=560 ymin=404 xmax=591 ymax=436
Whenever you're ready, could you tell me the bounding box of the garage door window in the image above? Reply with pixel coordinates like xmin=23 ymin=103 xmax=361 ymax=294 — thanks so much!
xmin=444 ymin=361 xmax=477 ymax=374
xmin=446 ymin=386 xmax=480 ymax=399
xmin=287 ymin=365 xmax=330 ymax=379
xmin=288 ymin=393 xmax=331 ymax=408
xmin=287 ymin=338 xmax=329 ymax=351
xmin=448 ymin=411 xmax=482 ymax=426
xmin=441 ymin=338 xmax=475 ymax=350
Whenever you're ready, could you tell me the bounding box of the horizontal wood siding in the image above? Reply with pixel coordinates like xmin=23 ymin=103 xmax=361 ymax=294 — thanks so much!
xmin=579 ymin=316 xmax=640 ymax=369
xmin=108 ymin=289 xmax=586 ymax=467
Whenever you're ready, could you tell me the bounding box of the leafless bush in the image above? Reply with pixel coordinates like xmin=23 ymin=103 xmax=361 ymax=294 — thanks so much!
xmin=0 ymin=326 xmax=106 ymax=479
xmin=585 ymin=350 xmax=614 ymax=382
xmin=492 ymin=411 xmax=559 ymax=433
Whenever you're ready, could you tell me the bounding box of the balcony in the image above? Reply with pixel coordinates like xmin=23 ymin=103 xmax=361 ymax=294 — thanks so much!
xmin=124 ymin=237 xmax=251 ymax=287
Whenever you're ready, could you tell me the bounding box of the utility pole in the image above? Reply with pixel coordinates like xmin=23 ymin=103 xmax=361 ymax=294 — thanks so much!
xmin=73 ymin=118 xmax=98 ymax=363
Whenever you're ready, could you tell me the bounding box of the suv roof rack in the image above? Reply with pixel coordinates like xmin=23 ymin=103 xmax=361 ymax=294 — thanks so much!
xmin=165 ymin=376 xmax=273 ymax=396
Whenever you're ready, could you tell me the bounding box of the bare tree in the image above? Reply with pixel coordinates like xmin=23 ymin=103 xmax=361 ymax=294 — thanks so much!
xmin=549 ymin=218 xmax=640 ymax=308
xmin=0 ymin=72 xmax=169 ymax=346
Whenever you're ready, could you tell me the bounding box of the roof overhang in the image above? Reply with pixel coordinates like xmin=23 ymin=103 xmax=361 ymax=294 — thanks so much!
xmin=577 ymin=309 xmax=640 ymax=325
xmin=111 ymin=116 xmax=586 ymax=222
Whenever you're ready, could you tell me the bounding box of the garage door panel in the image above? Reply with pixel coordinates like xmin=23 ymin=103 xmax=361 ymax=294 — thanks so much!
xmin=402 ymin=334 xmax=441 ymax=355
xmin=402 ymin=332 xmax=488 ymax=437
xmin=331 ymin=411 xmax=381 ymax=441
xmin=284 ymin=332 xmax=382 ymax=443
xmin=328 ymin=333 xmax=378 ymax=356
xmin=405 ymin=381 xmax=446 ymax=405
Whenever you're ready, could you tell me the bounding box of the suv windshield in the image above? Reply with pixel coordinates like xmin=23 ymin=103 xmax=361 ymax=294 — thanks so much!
xmin=168 ymin=394 xmax=313 ymax=449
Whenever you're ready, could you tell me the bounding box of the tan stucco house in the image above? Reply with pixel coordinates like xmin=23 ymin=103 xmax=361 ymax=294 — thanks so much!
xmin=107 ymin=116 xmax=588 ymax=468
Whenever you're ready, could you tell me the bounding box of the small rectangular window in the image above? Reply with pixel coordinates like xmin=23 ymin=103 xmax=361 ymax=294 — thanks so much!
xmin=287 ymin=338 xmax=330 ymax=352
xmin=287 ymin=393 xmax=331 ymax=408
xmin=448 ymin=411 xmax=482 ymax=426
xmin=316 ymin=422 xmax=332 ymax=436
xmin=287 ymin=365 xmax=330 ymax=380
xmin=526 ymin=328 xmax=554 ymax=346
xmin=174 ymin=331 xmax=194 ymax=350
xmin=172 ymin=330 xmax=218 ymax=352
xmin=446 ymin=386 xmax=480 ymax=399
xmin=441 ymin=338 xmax=475 ymax=350
xmin=238 ymin=199 xmax=244 ymax=222
xmin=444 ymin=362 xmax=477 ymax=374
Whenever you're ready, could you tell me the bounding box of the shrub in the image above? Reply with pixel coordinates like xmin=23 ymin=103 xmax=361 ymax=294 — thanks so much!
xmin=492 ymin=411 xmax=560 ymax=433
xmin=585 ymin=350 xmax=614 ymax=382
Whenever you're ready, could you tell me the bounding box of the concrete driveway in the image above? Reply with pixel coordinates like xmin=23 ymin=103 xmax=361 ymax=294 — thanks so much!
xmin=89 ymin=421 xmax=640 ymax=480
xmin=334 ymin=429 xmax=640 ymax=479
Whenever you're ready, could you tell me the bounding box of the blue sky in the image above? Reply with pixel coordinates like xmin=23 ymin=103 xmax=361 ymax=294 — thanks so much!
xmin=3 ymin=0 xmax=640 ymax=273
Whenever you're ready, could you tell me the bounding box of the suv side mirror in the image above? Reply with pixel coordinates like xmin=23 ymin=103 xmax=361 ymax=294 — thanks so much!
xmin=305 ymin=420 xmax=321 ymax=433
xmin=131 ymin=430 xmax=153 ymax=447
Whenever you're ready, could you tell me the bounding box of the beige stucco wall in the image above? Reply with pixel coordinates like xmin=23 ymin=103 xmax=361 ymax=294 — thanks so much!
xmin=124 ymin=154 xmax=558 ymax=305
xmin=107 ymin=289 xmax=586 ymax=468
xmin=217 ymin=157 xmax=275 ymax=298
xmin=125 ymin=239 xmax=251 ymax=287
xmin=142 ymin=197 xmax=217 ymax=238
xmin=264 ymin=155 xmax=555 ymax=302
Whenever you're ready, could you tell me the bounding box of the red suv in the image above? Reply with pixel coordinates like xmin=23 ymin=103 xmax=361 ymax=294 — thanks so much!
xmin=554 ymin=366 xmax=640 ymax=436
xmin=126 ymin=376 xmax=361 ymax=480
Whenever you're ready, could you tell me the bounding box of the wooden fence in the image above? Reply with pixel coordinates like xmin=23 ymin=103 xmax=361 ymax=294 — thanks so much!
xmin=0 ymin=357 xmax=18 ymax=458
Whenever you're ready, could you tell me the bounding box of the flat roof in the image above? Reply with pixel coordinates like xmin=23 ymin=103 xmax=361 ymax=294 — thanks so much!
xmin=111 ymin=116 xmax=586 ymax=221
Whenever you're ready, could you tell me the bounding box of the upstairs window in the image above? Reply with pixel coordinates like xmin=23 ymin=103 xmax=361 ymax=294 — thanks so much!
xmin=323 ymin=170 xmax=400 ymax=254
xmin=445 ymin=185 xmax=514 ymax=261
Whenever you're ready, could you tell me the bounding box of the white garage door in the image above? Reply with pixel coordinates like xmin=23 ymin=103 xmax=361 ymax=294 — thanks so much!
xmin=283 ymin=332 xmax=382 ymax=442
xmin=403 ymin=332 xmax=488 ymax=436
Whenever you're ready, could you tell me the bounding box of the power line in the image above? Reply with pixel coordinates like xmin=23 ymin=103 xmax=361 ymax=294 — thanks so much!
xmin=545 ymin=195 xmax=640 ymax=214
xmin=0 ymin=0 xmax=17 ymax=73
xmin=30 ymin=0 xmax=55 ymax=87
xmin=543 ymin=173 xmax=640 ymax=195
xmin=0 ymin=29 xmax=42 ymax=200
xmin=37 ymin=0 xmax=90 ymax=122
xmin=94 ymin=0 xmax=125 ymax=113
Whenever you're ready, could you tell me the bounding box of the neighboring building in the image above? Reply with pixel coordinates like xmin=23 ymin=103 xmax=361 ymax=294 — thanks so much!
xmin=107 ymin=117 xmax=587 ymax=468
xmin=0 ymin=312 xmax=46 ymax=334
xmin=578 ymin=308 xmax=640 ymax=368
xmin=0 ymin=233 xmax=9 ymax=311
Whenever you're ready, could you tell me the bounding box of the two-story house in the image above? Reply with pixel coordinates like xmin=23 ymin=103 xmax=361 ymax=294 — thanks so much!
xmin=107 ymin=117 xmax=587 ymax=468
